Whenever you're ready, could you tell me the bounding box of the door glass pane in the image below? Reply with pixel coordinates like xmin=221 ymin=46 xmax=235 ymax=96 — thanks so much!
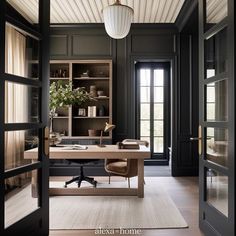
xmin=206 ymin=168 xmax=228 ymax=217
xmin=206 ymin=80 xmax=228 ymax=121
xmin=206 ymin=128 xmax=228 ymax=167
xmin=205 ymin=28 xmax=227 ymax=78
xmin=154 ymin=104 xmax=163 ymax=119
xmin=154 ymin=69 xmax=164 ymax=86
xmin=140 ymin=104 xmax=150 ymax=119
xmin=5 ymin=82 xmax=40 ymax=123
xmin=5 ymin=130 xmax=39 ymax=171
xmin=206 ymin=0 xmax=227 ymax=31
xmin=5 ymin=170 xmax=39 ymax=228
xmin=154 ymin=87 xmax=163 ymax=102
xmin=154 ymin=121 xmax=163 ymax=136
xmin=140 ymin=87 xmax=150 ymax=102
xmin=5 ymin=23 xmax=39 ymax=79
xmin=140 ymin=120 xmax=150 ymax=136
xmin=154 ymin=137 xmax=164 ymax=153
xmin=7 ymin=0 xmax=39 ymax=24
xmin=140 ymin=69 xmax=150 ymax=86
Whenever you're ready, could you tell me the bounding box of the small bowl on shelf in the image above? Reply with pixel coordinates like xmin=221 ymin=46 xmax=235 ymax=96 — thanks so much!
xmin=88 ymin=129 xmax=100 ymax=136
xmin=97 ymin=90 xmax=104 ymax=96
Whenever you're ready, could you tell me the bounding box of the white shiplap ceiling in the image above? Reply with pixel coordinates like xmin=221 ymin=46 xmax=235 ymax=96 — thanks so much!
xmin=7 ymin=0 xmax=186 ymax=24
xmin=206 ymin=0 xmax=227 ymax=23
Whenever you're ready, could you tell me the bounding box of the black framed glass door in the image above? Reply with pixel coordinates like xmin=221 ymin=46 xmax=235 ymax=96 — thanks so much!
xmin=136 ymin=62 xmax=170 ymax=161
xmin=199 ymin=0 xmax=234 ymax=235
xmin=0 ymin=1 xmax=50 ymax=235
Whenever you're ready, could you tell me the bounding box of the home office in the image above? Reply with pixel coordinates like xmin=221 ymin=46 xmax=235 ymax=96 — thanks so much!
xmin=0 ymin=0 xmax=235 ymax=236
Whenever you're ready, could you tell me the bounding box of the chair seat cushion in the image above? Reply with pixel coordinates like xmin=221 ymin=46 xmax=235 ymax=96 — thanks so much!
xmin=106 ymin=161 xmax=128 ymax=174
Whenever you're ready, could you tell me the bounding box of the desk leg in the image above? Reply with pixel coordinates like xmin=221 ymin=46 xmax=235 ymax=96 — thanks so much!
xmin=137 ymin=158 xmax=144 ymax=198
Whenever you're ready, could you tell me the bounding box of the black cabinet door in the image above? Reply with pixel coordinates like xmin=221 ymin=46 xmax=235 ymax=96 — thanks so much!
xmin=199 ymin=0 xmax=234 ymax=235
xmin=0 ymin=1 xmax=50 ymax=235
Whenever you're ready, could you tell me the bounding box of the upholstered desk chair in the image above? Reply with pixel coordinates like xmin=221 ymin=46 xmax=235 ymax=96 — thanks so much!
xmin=104 ymin=139 xmax=149 ymax=188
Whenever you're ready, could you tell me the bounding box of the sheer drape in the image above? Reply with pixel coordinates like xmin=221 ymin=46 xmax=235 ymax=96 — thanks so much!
xmin=5 ymin=25 xmax=28 ymax=187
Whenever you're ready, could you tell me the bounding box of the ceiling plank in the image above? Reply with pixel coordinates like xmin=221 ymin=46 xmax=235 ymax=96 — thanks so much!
xmin=133 ymin=0 xmax=140 ymax=23
xmin=144 ymin=0 xmax=153 ymax=23
xmin=161 ymin=0 xmax=172 ymax=22
xmin=92 ymin=0 xmax=103 ymax=22
xmin=165 ymin=0 xmax=178 ymax=22
xmin=171 ymin=0 xmax=185 ymax=22
xmin=152 ymin=0 xmax=161 ymax=23
xmin=81 ymin=0 xmax=96 ymax=23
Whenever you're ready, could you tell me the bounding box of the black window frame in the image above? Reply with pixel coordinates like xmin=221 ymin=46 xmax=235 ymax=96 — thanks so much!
xmin=135 ymin=62 xmax=170 ymax=161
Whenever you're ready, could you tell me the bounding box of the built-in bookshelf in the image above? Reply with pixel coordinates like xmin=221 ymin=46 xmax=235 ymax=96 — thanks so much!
xmin=50 ymin=60 xmax=112 ymax=140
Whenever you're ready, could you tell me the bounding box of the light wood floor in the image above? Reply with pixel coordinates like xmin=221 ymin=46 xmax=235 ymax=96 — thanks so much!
xmin=49 ymin=177 xmax=203 ymax=236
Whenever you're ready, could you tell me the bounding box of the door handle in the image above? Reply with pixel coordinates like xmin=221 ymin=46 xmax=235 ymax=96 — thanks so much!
xmin=190 ymin=126 xmax=202 ymax=155
xmin=190 ymin=137 xmax=201 ymax=141
xmin=44 ymin=126 xmax=49 ymax=156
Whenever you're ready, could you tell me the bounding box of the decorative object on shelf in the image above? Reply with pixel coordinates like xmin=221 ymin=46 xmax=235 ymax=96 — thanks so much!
xmin=81 ymin=70 xmax=90 ymax=77
xmin=102 ymin=0 xmax=133 ymax=39
xmin=89 ymin=85 xmax=97 ymax=97
xmin=62 ymin=69 xmax=67 ymax=77
xmin=88 ymin=106 xmax=96 ymax=117
xmin=78 ymin=108 xmax=86 ymax=116
xmin=97 ymin=71 xmax=108 ymax=77
xmin=88 ymin=129 xmax=99 ymax=137
xmin=49 ymin=81 xmax=91 ymax=133
xmin=98 ymin=122 xmax=115 ymax=147
xmin=97 ymin=90 xmax=104 ymax=96
xmin=98 ymin=105 xmax=105 ymax=116
xmin=49 ymin=132 xmax=62 ymax=147
xmin=58 ymin=69 xmax=63 ymax=77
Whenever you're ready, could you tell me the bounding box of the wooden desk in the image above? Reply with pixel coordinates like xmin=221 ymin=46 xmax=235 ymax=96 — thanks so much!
xmin=25 ymin=145 xmax=150 ymax=198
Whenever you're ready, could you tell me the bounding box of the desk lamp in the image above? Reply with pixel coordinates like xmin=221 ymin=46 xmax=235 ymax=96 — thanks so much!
xmin=98 ymin=122 xmax=115 ymax=147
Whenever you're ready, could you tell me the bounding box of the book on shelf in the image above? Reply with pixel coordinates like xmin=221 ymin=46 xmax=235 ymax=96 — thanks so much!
xmin=88 ymin=106 xmax=96 ymax=117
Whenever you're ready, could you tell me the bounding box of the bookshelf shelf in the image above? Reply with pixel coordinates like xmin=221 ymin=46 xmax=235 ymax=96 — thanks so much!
xmin=73 ymin=116 xmax=109 ymax=119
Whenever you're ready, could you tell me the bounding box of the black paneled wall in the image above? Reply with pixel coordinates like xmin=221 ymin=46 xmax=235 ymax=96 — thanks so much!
xmin=172 ymin=8 xmax=199 ymax=176
xmin=50 ymin=24 xmax=177 ymax=142
xmin=50 ymin=22 xmax=199 ymax=176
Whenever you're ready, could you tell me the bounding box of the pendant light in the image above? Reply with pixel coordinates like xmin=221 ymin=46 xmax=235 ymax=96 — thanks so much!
xmin=102 ymin=0 xmax=134 ymax=39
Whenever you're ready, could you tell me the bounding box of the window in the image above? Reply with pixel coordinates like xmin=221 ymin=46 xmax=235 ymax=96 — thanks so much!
xmin=137 ymin=63 xmax=170 ymax=160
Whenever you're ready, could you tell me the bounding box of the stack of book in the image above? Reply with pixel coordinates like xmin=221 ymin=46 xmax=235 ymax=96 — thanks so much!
xmin=117 ymin=141 xmax=140 ymax=149
xmin=88 ymin=106 xmax=96 ymax=117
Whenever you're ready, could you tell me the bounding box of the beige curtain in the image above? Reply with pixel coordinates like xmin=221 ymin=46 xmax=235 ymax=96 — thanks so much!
xmin=5 ymin=25 xmax=28 ymax=187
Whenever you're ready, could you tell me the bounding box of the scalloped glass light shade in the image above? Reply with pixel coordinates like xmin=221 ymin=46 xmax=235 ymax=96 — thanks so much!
xmin=103 ymin=4 xmax=133 ymax=39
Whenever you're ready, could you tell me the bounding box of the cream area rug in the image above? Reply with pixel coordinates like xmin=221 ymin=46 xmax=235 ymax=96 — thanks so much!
xmin=49 ymin=177 xmax=188 ymax=229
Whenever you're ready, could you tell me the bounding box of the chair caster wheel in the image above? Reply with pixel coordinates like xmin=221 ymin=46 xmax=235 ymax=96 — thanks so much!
xmin=64 ymin=185 xmax=67 ymax=188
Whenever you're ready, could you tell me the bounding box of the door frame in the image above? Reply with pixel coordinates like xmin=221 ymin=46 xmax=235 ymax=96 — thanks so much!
xmin=130 ymin=55 xmax=176 ymax=166
xmin=0 ymin=0 xmax=50 ymax=235
xmin=135 ymin=62 xmax=171 ymax=161
xmin=199 ymin=0 xmax=235 ymax=235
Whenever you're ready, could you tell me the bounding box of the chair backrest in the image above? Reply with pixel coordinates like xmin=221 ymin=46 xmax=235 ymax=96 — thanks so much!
xmin=104 ymin=139 xmax=149 ymax=177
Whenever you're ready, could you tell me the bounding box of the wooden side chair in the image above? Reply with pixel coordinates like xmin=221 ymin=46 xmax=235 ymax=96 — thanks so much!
xmin=104 ymin=139 xmax=149 ymax=188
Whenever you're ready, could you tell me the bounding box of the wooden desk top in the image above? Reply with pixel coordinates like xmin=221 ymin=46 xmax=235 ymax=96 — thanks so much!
xmin=24 ymin=145 xmax=150 ymax=160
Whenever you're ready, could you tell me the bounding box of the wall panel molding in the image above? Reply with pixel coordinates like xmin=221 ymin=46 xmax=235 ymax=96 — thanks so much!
xmin=71 ymin=34 xmax=112 ymax=56
xmin=50 ymin=35 xmax=68 ymax=56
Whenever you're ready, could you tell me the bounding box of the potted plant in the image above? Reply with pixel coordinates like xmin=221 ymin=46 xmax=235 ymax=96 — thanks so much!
xmin=49 ymin=81 xmax=91 ymax=134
